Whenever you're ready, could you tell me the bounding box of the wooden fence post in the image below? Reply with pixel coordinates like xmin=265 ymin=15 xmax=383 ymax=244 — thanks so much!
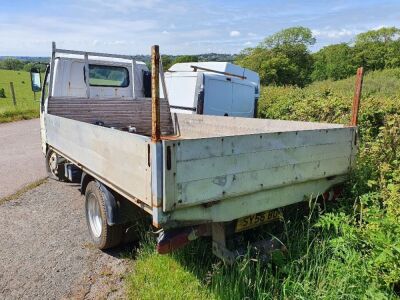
xmin=350 ymin=67 xmax=364 ymax=126
xmin=151 ymin=45 xmax=161 ymax=142
xmin=9 ymin=82 xmax=16 ymax=106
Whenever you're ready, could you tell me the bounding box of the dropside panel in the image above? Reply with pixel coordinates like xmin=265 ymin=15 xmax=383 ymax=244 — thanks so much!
xmin=163 ymin=127 xmax=356 ymax=212
xmin=45 ymin=114 xmax=152 ymax=206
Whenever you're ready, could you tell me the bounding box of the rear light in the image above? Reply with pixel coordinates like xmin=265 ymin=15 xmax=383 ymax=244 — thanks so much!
xmin=157 ymin=225 xmax=208 ymax=254
xmin=157 ymin=229 xmax=192 ymax=254
xmin=322 ymin=185 xmax=343 ymax=201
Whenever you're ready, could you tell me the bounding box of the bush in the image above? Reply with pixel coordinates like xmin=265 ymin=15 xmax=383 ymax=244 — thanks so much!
xmin=257 ymin=68 xmax=400 ymax=294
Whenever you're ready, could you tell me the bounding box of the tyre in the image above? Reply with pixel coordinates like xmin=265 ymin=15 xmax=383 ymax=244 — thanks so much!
xmin=45 ymin=149 xmax=65 ymax=181
xmin=85 ymin=181 xmax=123 ymax=249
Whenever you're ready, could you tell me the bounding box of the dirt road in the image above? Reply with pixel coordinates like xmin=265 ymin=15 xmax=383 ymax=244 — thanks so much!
xmin=0 ymin=119 xmax=47 ymax=199
xmin=0 ymin=180 xmax=131 ymax=299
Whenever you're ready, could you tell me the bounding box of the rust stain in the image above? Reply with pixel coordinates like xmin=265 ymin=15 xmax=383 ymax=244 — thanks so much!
xmin=160 ymin=135 xmax=180 ymax=140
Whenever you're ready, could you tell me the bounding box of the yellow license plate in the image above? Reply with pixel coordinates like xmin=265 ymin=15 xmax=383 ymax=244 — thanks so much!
xmin=235 ymin=209 xmax=282 ymax=232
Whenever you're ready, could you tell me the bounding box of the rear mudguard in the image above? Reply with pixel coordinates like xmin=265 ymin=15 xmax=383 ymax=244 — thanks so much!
xmin=81 ymin=172 xmax=120 ymax=226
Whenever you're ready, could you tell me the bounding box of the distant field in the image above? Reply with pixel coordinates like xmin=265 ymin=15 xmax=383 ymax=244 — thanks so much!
xmin=0 ymin=70 xmax=125 ymax=123
xmin=0 ymin=70 xmax=40 ymax=122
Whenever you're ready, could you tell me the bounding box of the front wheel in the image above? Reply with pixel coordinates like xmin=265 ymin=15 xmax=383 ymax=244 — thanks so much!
xmin=85 ymin=181 xmax=123 ymax=249
xmin=45 ymin=149 xmax=65 ymax=180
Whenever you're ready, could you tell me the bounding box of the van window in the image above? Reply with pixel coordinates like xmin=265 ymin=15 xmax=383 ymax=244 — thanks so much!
xmin=87 ymin=65 xmax=129 ymax=87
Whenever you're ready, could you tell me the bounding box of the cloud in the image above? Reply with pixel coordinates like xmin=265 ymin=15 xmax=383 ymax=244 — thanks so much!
xmin=230 ymin=30 xmax=241 ymax=37
xmin=2 ymin=0 xmax=400 ymax=55
xmin=78 ymin=0 xmax=162 ymax=13
xmin=372 ymin=24 xmax=388 ymax=30
xmin=312 ymin=28 xmax=361 ymax=39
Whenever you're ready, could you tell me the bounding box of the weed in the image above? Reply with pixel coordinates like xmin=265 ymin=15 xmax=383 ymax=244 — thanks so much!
xmin=0 ymin=178 xmax=47 ymax=205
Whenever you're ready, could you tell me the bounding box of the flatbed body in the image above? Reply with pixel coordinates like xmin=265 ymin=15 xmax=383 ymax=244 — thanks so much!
xmin=43 ymin=97 xmax=357 ymax=229
xmin=38 ymin=44 xmax=358 ymax=260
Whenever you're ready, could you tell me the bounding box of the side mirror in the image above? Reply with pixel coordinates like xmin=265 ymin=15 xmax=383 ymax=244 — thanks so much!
xmin=30 ymin=68 xmax=41 ymax=92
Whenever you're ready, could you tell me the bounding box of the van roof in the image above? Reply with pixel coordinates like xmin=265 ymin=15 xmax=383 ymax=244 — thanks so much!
xmin=169 ymin=62 xmax=259 ymax=84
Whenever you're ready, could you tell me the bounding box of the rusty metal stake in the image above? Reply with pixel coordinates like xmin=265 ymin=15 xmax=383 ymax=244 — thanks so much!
xmin=151 ymin=45 xmax=160 ymax=142
xmin=350 ymin=67 xmax=364 ymax=126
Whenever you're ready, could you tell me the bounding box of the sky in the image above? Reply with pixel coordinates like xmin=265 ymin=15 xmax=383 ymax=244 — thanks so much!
xmin=1 ymin=0 xmax=400 ymax=56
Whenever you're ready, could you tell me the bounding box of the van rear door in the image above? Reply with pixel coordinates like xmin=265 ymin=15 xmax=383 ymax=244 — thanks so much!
xmin=203 ymin=75 xmax=232 ymax=116
xmin=230 ymin=78 xmax=255 ymax=117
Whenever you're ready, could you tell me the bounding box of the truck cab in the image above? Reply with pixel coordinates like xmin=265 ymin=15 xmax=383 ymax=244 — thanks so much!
xmin=49 ymin=57 xmax=149 ymax=99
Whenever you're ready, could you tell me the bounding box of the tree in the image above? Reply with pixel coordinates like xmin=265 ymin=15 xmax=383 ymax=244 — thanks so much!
xmin=236 ymin=27 xmax=315 ymax=86
xmin=355 ymin=27 xmax=400 ymax=44
xmin=173 ymin=55 xmax=198 ymax=64
xmin=261 ymin=26 xmax=316 ymax=49
xmin=161 ymin=55 xmax=173 ymax=70
xmin=354 ymin=27 xmax=400 ymax=71
xmin=23 ymin=62 xmax=47 ymax=73
xmin=312 ymin=43 xmax=357 ymax=81
xmin=385 ymin=40 xmax=400 ymax=68
xmin=0 ymin=58 xmax=24 ymax=70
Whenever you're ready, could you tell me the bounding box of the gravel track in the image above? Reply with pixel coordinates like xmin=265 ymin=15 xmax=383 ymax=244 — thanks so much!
xmin=0 ymin=180 xmax=131 ymax=300
xmin=0 ymin=119 xmax=47 ymax=199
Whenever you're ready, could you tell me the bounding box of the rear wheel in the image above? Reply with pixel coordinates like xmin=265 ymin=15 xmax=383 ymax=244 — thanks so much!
xmin=85 ymin=181 xmax=123 ymax=249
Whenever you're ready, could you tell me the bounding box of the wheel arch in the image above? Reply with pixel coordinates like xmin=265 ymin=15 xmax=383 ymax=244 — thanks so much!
xmin=82 ymin=175 xmax=121 ymax=226
xmin=80 ymin=172 xmax=94 ymax=195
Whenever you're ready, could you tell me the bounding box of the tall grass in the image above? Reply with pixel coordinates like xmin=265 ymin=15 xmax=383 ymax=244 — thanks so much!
xmin=129 ymin=196 xmax=398 ymax=299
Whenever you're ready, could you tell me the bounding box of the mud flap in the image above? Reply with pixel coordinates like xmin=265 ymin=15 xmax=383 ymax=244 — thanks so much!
xmin=97 ymin=181 xmax=120 ymax=226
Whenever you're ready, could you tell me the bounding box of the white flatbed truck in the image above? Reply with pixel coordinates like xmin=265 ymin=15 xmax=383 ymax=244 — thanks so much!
xmin=36 ymin=43 xmax=357 ymax=262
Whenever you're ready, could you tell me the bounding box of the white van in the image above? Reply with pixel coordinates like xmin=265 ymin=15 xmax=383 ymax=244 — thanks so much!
xmin=164 ymin=62 xmax=260 ymax=117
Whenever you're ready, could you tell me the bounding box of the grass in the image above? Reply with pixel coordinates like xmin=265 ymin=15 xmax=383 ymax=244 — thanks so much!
xmin=0 ymin=69 xmax=40 ymax=123
xmin=126 ymin=68 xmax=400 ymax=299
xmin=128 ymin=243 xmax=213 ymax=300
xmin=0 ymin=178 xmax=47 ymax=205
